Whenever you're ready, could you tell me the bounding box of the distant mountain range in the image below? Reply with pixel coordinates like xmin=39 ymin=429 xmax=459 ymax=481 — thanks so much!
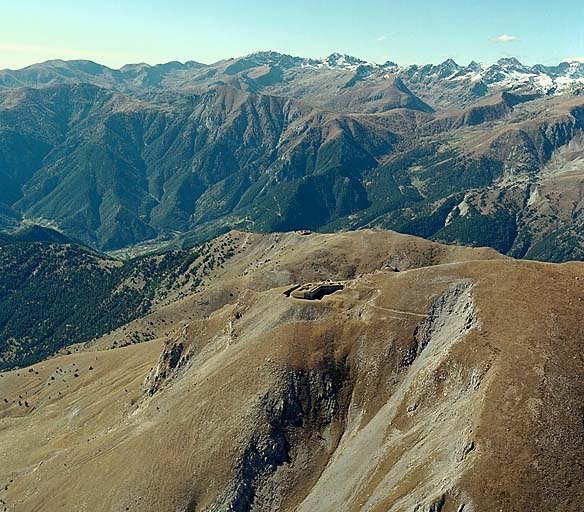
xmin=1 ymin=52 xmax=583 ymax=259
xmin=2 ymin=53 xmax=583 ymax=104
xmin=2 ymin=53 xmax=584 ymax=99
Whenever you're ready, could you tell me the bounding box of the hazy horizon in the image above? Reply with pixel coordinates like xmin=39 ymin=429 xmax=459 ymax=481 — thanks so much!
xmin=1 ymin=0 xmax=583 ymax=70
xmin=2 ymin=50 xmax=584 ymax=72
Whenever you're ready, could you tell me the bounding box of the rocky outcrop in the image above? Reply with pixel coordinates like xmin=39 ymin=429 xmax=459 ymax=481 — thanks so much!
xmin=144 ymin=326 xmax=193 ymax=396
xmin=207 ymin=363 xmax=349 ymax=512
xmin=297 ymin=280 xmax=480 ymax=512
xmin=401 ymin=280 xmax=477 ymax=368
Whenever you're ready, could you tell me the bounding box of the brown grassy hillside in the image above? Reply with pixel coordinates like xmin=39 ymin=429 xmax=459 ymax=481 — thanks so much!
xmin=1 ymin=229 xmax=583 ymax=511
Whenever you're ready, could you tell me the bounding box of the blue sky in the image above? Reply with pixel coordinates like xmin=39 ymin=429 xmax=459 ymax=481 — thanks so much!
xmin=1 ymin=0 xmax=583 ymax=69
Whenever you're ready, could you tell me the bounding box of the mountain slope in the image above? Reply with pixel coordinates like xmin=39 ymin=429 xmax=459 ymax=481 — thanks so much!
xmin=1 ymin=53 xmax=584 ymax=260
xmin=2 ymin=54 xmax=583 ymax=106
xmin=0 ymin=231 xmax=250 ymax=369
xmin=0 ymin=229 xmax=582 ymax=511
xmin=0 ymin=83 xmax=403 ymax=249
xmin=0 ymin=229 xmax=499 ymax=370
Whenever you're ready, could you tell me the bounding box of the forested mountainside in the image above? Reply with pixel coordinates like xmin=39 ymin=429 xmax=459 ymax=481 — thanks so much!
xmin=0 ymin=52 xmax=583 ymax=259
xmin=0 ymin=230 xmax=241 ymax=369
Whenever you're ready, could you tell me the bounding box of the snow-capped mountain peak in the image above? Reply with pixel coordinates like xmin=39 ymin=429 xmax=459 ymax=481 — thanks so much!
xmin=313 ymin=53 xmax=369 ymax=69
xmin=400 ymin=57 xmax=584 ymax=96
xmin=217 ymin=51 xmax=584 ymax=97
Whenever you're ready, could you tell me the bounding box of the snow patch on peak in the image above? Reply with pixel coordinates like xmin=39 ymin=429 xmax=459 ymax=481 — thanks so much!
xmin=415 ymin=57 xmax=584 ymax=96
xmin=312 ymin=53 xmax=370 ymax=70
xmin=222 ymin=52 xmax=584 ymax=95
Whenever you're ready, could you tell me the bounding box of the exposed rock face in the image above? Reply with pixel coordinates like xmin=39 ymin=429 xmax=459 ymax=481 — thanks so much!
xmin=144 ymin=324 xmax=199 ymax=397
xmin=144 ymin=338 xmax=186 ymax=396
xmin=408 ymin=280 xmax=476 ymax=362
xmin=298 ymin=281 xmax=479 ymax=512
xmin=208 ymin=365 xmax=349 ymax=512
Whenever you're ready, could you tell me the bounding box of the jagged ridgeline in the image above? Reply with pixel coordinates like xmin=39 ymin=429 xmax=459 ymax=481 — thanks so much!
xmin=0 ymin=230 xmax=240 ymax=370
xmin=0 ymin=53 xmax=584 ymax=261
